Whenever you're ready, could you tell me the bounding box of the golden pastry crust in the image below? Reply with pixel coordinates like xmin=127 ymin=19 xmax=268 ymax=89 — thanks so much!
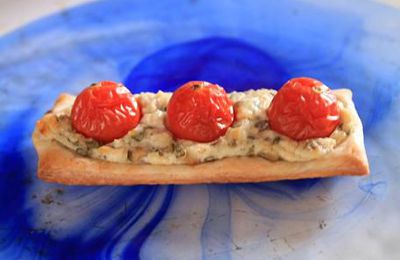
xmin=32 ymin=89 xmax=369 ymax=185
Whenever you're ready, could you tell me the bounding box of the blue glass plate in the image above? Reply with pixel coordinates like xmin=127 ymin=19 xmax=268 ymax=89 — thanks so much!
xmin=1 ymin=0 xmax=399 ymax=259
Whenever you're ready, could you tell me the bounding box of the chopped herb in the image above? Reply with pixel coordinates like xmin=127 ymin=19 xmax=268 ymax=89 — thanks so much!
xmin=86 ymin=140 xmax=99 ymax=149
xmin=192 ymin=83 xmax=201 ymax=90
xmin=76 ymin=148 xmax=88 ymax=156
xmin=306 ymin=140 xmax=318 ymax=150
xmin=247 ymin=145 xmax=255 ymax=155
xmin=157 ymin=149 xmax=164 ymax=156
xmin=173 ymin=143 xmax=186 ymax=157
xmin=254 ymin=120 xmax=269 ymax=131
xmin=228 ymin=140 xmax=237 ymax=147
xmin=312 ymin=86 xmax=323 ymax=94
xmin=132 ymin=132 xmax=144 ymax=142
xmin=66 ymin=136 xmax=80 ymax=146
xmin=272 ymin=136 xmax=281 ymax=145
xmin=56 ymin=115 xmax=67 ymax=122
xmin=204 ymin=156 xmax=216 ymax=162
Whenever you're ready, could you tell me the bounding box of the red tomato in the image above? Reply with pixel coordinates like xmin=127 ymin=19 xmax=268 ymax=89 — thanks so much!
xmin=71 ymin=81 xmax=141 ymax=143
xmin=267 ymin=77 xmax=340 ymax=141
xmin=166 ymin=81 xmax=234 ymax=142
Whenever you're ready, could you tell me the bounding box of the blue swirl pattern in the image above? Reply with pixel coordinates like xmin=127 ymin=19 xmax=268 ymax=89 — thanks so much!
xmin=0 ymin=0 xmax=399 ymax=259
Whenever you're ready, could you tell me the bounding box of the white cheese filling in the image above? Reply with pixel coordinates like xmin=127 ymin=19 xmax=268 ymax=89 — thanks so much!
xmin=49 ymin=89 xmax=351 ymax=165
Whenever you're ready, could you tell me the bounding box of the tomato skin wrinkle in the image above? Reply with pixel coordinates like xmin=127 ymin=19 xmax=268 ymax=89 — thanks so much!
xmin=71 ymin=81 xmax=141 ymax=143
xmin=167 ymin=81 xmax=234 ymax=143
xmin=267 ymin=77 xmax=340 ymax=141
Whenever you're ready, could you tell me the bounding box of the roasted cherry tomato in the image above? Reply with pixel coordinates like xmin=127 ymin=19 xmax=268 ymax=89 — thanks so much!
xmin=71 ymin=81 xmax=141 ymax=143
xmin=166 ymin=81 xmax=234 ymax=142
xmin=267 ymin=77 xmax=340 ymax=141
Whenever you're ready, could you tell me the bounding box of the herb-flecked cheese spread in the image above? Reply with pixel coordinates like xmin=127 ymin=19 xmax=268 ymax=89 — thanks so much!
xmin=45 ymin=89 xmax=352 ymax=165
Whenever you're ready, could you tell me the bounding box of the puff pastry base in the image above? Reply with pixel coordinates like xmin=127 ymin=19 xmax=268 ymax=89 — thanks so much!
xmin=32 ymin=89 xmax=369 ymax=185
